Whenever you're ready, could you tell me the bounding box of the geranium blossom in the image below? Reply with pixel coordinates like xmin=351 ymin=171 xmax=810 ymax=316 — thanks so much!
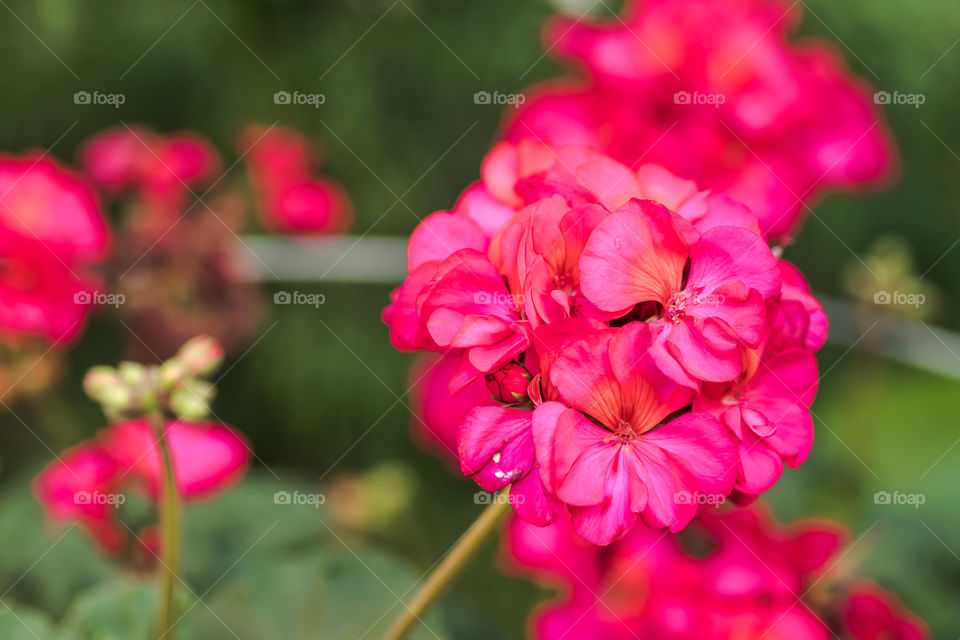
xmin=0 ymin=155 xmax=110 ymax=345
xmin=239 ymin=123 xmax=352 ymax=234
xmin=35 ymin=419 xmax=251 ymax=555
xmin=80 ymin=125 xmax=219 ymax=214
xmin=385 ymin=144 xmax=827 ymax=544
xmin=501 ymin=0 xmax=896 ymax=241
xmin=502 ymin=504 xmax=929 ymax=640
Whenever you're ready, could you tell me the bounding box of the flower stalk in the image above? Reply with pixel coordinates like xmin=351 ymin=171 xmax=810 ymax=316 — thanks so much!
xmin=151 ymin=407 xmax=181 ymax=640
xmin=381 ymin=488 xmax=512 ymax=640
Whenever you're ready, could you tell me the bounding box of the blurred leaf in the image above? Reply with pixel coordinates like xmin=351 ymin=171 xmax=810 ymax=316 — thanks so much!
xmin=0 ymin=469 xmax=114 ymax=617
xmin=182 ymin=471 xmax=334 ymax=591
xmin=191 ymin=548 xmax=446 ymax=640
xmin=54 ymin=577 xmax=163 ymax=640
xmin=0 ymin=602 xmax=57 ymax=639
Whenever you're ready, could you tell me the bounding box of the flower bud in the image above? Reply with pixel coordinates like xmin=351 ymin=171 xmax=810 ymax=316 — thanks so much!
xmin=158 ymin=359 xmax=186 ymax=389
xmin=176 ymin=336 xmax=224 ymax=377
xmin=117 ymin=361 xmax=149 ymax=389
xmin=83 ymin=366 xmax=133 ymax=411
xmin=485 ymin=362 xmax=532 ymax=403
xmin=169 ymin=379 xmax=215 ymax=420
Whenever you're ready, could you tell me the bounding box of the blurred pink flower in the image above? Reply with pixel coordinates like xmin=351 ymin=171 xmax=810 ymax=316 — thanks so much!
xmin=503 ymin=504 xmax=927 ymax=640
xmin=239 ymin=123 xmax=352 ymax=234
xmin=80 ymin=126 xmax=219 ymax=213
xmin=502 ymin=0 xmax=896 ymax=241
xmin=34 ymin=419 xmax=251 ymax=556
xmin=0 ymin=154 xmax=110 ymax=345
xmin=841 ymin=581 xmax=928 ymax=640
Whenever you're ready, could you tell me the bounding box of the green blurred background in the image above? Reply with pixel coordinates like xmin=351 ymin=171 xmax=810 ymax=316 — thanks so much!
xmin=0 ymin=0 xmax=958 ymax=637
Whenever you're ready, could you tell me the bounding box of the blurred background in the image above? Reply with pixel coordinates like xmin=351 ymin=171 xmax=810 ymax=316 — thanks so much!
xmin=0 ymin=0 xmax=957 ymax=637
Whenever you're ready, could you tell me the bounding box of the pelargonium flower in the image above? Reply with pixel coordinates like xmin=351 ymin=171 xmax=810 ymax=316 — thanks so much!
xmin=502 ymin=504 xmax=929 ymax=640
xmin=501 ymin=0 xmax=896 ymax=241
xmin=407 ymin=353 xmax=496 ymax=463
xmin=694 ymin=261 xmax=825 ymax=496
xmin=34 ymin=419 xmax=251 ymax=555
xmin=386 ymin=144 xmax=826 ymax=544
xmin=532 ymin=323 xmax=737 ymax=543
xmin=238 ymin=123 xmax=353 ymax=234
xmin=0 ymin=154 xmax=110 ymax=345
xmin=79 ymin=125 xmax=219 ymax=214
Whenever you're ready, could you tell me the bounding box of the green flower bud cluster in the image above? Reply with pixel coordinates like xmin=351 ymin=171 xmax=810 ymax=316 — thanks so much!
xmin=83 ymin=336 xmax=224 ymax=421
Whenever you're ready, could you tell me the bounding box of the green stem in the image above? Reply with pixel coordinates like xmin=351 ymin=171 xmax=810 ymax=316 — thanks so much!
xmin=381 ymin=488 xmax=512 ymax=640
xmin=151 ymin=410 xmax=181 ymax=640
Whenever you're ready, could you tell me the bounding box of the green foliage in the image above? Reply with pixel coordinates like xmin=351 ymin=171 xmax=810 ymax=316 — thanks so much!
xmin=0 ymin=472 xmax=447 ymax=639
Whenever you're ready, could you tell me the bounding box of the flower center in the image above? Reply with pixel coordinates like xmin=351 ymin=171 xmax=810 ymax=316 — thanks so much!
xmin=666 ymin=286 xmax=705 ymax=322
xmin=553 ymin=271 xmax=575 ymax=293
xmin=615 ymin=418 xmax=638 ymax=441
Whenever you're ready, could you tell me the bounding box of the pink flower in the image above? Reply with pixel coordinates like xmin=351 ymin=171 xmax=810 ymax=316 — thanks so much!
xmin=80 ymin=126 xmax=219 ymax=212
xmin=385 ymin=144 xmax=821 ymax=541
xmin=407 ymin=353 xmax=496 ymax=465
xmin=534 ymin=323 xmax=737 ymax=543
xmin=34 ymin=419 xmax=251 ymax=555
xmin=502 ymin=0 xmax=896 ymax=241
xmin=417 ymin=249 xmax=532 ymax=389
xmin=579 ymin=200 xmax=781 ymax=381
xmin=695 ymin=348 xmax=818 ymax=495
xmin=238 ymin=123 xmax=352 ymax=234
xmin=0 ymin=155 xmax=110 ymax=345
xmin=99 ymin=419 xmax=251 ymax=499
xmin=841 ymin=581 xmax=928 ymax=640
xmin=504 ymin=503 xmax=926 ymax=640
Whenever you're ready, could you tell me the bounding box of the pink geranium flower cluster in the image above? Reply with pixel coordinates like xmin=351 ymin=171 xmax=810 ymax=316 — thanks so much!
xmin=0 ymin=155 xmax=110 ymax=345
xmin=80 ymin=125 xmax=220 ymax=216
xmin=35 ymin=419 xmax=250 ymax=557
xmin=504 ymin=505 xmax=928 ymax=640
xmin=239 ymin=123 xmax=353 ymax=234
xmin=502 ymin=0 xmax=895 ymax=241
xmin=385 ymin=142 xmax=826 ymax=544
